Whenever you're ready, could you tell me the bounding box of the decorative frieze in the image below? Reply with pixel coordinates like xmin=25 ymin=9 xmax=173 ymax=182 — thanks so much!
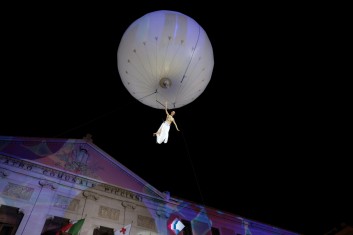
xmin=137 ymin=215 xmax=156 ymax=230
xmin=98 ymin=205 xmax=120 ymax=220
xmin=53 ymin=195 xmax=80 ymax=211
xmin=2 ymin=182 xmax=34 ymax=201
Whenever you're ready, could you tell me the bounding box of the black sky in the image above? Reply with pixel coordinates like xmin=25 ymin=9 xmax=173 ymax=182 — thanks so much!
xmin=1 ymin=1 xmax=351 ymax=235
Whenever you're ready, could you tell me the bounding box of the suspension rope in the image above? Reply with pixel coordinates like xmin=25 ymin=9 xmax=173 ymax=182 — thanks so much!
xmin=21 ymin=186 xmax=43 ymax=235
xmin=180 ymin=131 xmax=206 ymax=208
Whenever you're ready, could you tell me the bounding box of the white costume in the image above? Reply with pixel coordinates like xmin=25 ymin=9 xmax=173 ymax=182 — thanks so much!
xmin=156 ymin=122 xmax=170 ymax=144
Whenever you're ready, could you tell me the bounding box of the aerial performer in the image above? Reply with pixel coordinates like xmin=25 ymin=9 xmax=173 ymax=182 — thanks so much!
xmin=117 ymin=10 xmax=214 ymax=143
xmin=153 ymin=101 xmax=180 ymax=144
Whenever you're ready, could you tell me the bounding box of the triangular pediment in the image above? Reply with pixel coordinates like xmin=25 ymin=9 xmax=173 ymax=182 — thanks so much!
xmin=0 ymin=135 xmax=165 ymax=200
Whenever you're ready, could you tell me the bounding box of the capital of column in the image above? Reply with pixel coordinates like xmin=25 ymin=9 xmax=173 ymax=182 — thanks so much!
xmin=39 ymin=180 xmax=57 ymax=190
xmin=83 ymin=191 xmax=99 ymax=200
xmin=122 ymin=201 xmax=136 ymax=210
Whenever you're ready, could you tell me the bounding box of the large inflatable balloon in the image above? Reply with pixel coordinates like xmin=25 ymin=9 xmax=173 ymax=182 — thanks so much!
xmin=117 ymin=10 xmax=214 ymax=109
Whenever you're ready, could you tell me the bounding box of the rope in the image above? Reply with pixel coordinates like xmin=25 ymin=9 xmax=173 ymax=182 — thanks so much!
xmin=21 ymin=186 xmax=43 ymax=235
xmin=180 ymin=131 xmax=206 ymax=208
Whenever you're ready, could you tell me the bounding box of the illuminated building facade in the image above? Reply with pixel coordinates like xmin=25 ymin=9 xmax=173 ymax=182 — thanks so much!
xmin=0 ymin=136 xmax=300 ymax=235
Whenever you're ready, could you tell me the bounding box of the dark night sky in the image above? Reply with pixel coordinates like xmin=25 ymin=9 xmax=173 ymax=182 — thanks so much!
xmin=1 ymin=1 xmax=350 ymax=235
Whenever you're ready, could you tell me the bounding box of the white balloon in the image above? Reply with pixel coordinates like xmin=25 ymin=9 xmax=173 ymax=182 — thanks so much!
xmin=117 ymin=10 xmax=214 ymax=109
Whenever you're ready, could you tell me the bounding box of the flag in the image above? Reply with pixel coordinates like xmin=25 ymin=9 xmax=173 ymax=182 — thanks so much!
xmin=115 ymin=224 xmax=131 ymax=235
xmin=67 ymin=218 xmax=85 ymax=235
xmin=55 ymin=222 xmax=73 ymax=235
xmin=56 ymin=218 xmax=85 ymax=235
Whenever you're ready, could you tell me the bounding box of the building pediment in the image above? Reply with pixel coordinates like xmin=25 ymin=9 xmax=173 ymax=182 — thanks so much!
xmin=0 ymin=135 xmax=165 ymax=200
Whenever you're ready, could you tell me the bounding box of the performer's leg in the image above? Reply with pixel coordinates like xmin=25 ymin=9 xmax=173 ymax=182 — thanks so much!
xmin=153 ymin=125 xmax=162 ymax=136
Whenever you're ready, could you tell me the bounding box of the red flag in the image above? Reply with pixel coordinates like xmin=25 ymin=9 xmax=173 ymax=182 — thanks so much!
xmin=115 ymin=224 xmax=131 ymax=235
xmin=56 ymin=222 xmax=74 ymax=235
